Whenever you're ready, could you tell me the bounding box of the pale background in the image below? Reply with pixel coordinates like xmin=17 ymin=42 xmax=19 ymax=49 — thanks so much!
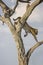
xmin=0 ymin=0 xmax=43 ymax=65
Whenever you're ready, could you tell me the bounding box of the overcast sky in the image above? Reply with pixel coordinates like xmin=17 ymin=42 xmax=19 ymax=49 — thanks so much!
xmin=0 ymin=0 xmax=43 ymax=65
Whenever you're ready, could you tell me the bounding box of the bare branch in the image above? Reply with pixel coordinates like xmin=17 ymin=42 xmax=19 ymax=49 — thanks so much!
xmin=0 ymin=15 xmax=16 ymax=34
xmin=26 ymin=41 xmax=43 ymax=63
xmin=0 ymin=0 xmax=14 ymax=17
xmin=13 ymin=0 xmax=18 ymax=12
xmin=0 ymin=0 xmax=10 ymax=10
xmin=20 ymin=0 xmax=43 ymax=25
xmin=23 ymin=22 xmax=38 ymax=42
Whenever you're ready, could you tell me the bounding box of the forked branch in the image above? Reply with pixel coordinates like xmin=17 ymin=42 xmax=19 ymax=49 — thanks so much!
xmin=13 ymin=17 xmax=38 ymax=42
xmin=21 ymin=0 xmax=43 ymax=24
xmin=26 ymin=41 xmax=43 ymax=63
xmin=0 ymin=0 xmax=43 ymax=65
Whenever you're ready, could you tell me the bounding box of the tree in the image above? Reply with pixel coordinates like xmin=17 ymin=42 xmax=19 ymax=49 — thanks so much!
xmin=0 ymin=0 xmax=43 ymax=65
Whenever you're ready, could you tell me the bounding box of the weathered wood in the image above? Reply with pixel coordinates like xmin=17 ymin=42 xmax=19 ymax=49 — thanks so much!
xmin=0 ymin=0 xmax=43 ymax=65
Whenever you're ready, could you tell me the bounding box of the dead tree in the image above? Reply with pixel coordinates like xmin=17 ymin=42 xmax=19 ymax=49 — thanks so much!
xmin=0 ymin=0 xmax=43 ymax=65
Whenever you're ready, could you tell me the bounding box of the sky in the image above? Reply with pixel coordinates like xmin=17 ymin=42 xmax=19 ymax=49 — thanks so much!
xmin=0 ymin=0 xmax=43 ymax=65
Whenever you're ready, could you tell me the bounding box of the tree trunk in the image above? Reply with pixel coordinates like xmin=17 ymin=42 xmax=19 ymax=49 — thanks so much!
xmin=0 ymin=0 xmax=43 ymax=65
